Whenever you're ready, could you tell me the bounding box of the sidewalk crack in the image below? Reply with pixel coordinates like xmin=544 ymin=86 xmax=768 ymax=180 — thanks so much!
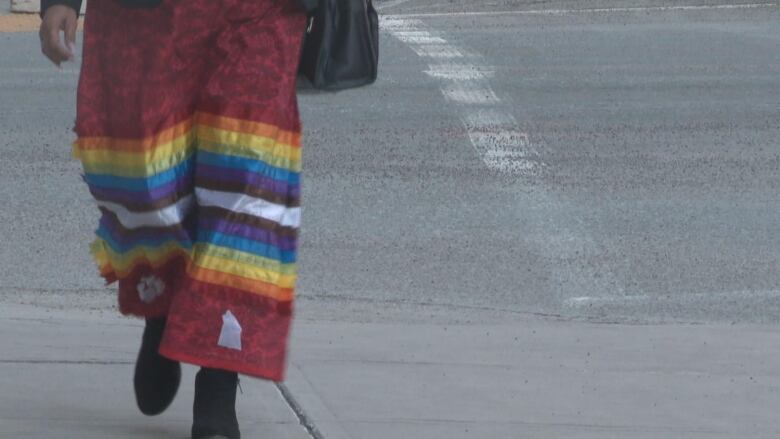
xmin=275 ymin=381 xmax=326 ymax=439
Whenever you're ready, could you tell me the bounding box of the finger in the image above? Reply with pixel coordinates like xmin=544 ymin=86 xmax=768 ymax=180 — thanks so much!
xmin=41 ymin=44 xmax=62 ymax=67
xmin=39 ymin=26 xmax=62 ymax=66
xmin=64 ymin=14 xmax=78 ymax=57
xmin=45 ymin=23 xmax=72 ymax=62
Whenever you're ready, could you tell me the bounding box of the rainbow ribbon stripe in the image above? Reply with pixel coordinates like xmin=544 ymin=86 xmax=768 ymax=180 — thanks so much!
xmin=73 ymin=112 xmax=301 ymax=304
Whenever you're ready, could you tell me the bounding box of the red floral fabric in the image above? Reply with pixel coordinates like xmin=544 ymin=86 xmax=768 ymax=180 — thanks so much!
xmin=76 ymin=0 xmax=307 ymax=381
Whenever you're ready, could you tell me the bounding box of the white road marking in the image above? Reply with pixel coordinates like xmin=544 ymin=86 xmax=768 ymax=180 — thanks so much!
xmin=564 ymin=290 xmax=780 ymax=308
xmin=463 ymin=110 xmax=540 ymax=173
xmin=441 ymin=84 xmax=501 ymax=104
xmin=379 ymin=18 xmax=424 ymax=28
xmin=424 ymin=64 xmax=495 ymax=81
xmin=462 ymin=109 xmax=517 ymax=128
xmin=374 ymin=0 xmax=416 ymax=11
xmin=410 ymin=44 xmax=466 ymax=59
xmin=382 ymin=17 xmax=543 ymax=175
xmin=390 ymin=30 xmax=438 ymax=38
xmin=383 ymin=3 xmax=778 ymax=19
xmin=393 ymin=33 xmax=447 ymax=45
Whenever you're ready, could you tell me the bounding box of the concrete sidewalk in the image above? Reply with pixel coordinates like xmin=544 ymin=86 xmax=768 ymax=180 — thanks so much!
xmin=3 ymin=301 xmax=780 ymax=438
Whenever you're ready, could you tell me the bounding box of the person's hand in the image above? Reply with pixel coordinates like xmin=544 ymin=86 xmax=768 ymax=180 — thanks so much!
xmin=39 ymin=5 xmax=78 ymax=67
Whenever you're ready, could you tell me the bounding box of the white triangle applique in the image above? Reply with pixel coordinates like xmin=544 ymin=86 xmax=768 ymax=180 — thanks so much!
xmin=218 ymin=310 xmax=243 ymax=351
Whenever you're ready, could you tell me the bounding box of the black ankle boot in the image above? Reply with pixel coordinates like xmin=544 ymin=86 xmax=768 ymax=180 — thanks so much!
xmin=134 ymin=317 xmax=181 ymax=416
xmin=192 ymin=367 xmax=241 ymax=439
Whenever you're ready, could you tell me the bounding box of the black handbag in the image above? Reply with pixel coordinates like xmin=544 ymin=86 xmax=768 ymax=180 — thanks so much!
xmin=299 ymin=0 xmax=319 ymax=13
xmin=298 ymin=0 xmax=379 ymax=91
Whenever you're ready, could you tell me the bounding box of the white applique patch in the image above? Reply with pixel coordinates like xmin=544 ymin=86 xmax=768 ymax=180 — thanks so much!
xmin=137 ymin=275 xmax=165 ymax=303
xmin=218 ymin=310 xmax=243 ymax=351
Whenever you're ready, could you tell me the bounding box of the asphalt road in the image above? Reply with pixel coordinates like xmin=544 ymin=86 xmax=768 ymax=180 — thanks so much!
xmin=1 ymin=0 xmax=780 ymax=324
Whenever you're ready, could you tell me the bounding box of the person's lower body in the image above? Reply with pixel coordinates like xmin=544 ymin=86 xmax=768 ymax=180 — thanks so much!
xmin=135 ymin=318 xmax=240 ymax=438
xmin=72 ymin=0 xmax=307 ymax=437
xmin=134 ymin=317 xmax=180 ymax=416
